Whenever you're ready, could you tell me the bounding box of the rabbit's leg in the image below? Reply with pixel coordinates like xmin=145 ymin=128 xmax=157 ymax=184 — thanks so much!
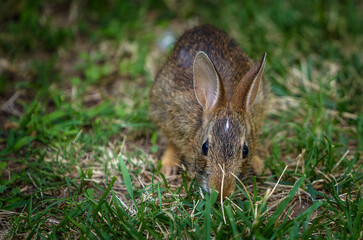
xmin=160 ymin=143 xmax=180 ymax=176
xmin=251 ymin=155 xmax=264 ymax=175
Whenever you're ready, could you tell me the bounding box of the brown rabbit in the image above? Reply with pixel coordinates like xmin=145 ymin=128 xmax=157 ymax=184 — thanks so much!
xmin=149 ymin=25 xmax=268 ymax=199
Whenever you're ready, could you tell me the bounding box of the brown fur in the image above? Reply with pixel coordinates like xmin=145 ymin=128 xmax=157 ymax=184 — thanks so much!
xmin=149 ymin=25 xmax=269 ymax=199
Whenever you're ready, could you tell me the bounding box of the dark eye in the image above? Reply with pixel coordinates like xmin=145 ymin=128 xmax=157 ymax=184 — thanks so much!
xmin=202 ymin=140 xmax=209 ymax=156
xmin=242 ymin=142 xmax=248 ymax=158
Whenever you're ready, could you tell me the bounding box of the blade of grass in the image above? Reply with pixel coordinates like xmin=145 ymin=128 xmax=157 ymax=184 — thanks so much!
xmin=263 ymin=176 xmax=305 ymax=234
xmin=225 ymin=204 xmax=239 ymax=238
xmin=275 ymin=200 xmax=323 ymax=238
xmin=118 ymin=155 xmax=136 ymax=206
xmin=87 ymin=176 xmax=117 ymax=237
xmin=203 ymin=194 xmax=212 ymax=240
xmin=157 ymin=183 xmax=162 ymax=210
xmin=203 ymin=190 xmax=218 ymax=240
xmin=297 ymin=200 xmax=323 ymax=229
xmin=14 ymin=136 xmax=36 ymax=152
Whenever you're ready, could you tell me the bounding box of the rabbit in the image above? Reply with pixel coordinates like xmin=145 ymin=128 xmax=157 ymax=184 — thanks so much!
xmin=149 ymin=25 xmax=268 ymax=199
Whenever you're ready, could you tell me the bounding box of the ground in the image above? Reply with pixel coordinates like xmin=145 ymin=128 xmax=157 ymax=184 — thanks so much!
xmin=0 ymin=0 xmax=362 ymax=239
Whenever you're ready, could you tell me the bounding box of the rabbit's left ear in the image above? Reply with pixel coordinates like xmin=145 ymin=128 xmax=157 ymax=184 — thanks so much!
xmin=193 ymin=51 xmax=224 ymax=112
xmin=233 ymin=53 xmax=266 ymax=110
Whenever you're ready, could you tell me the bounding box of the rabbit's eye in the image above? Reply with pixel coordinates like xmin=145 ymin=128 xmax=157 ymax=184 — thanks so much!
xmin=202 ymin=140 xmax=209 ymax=156
xmin=242 ymin=143 xmax=248 ymax=158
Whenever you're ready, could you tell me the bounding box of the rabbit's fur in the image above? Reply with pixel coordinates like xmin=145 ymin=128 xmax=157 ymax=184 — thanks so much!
xmin=149 ymin=25 xmax=268 ymax=199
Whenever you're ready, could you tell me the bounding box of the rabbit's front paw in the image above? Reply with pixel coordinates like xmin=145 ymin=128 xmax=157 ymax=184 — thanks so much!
xmin=160 ymin=144 xmax=180 ymax=177
xmin=251 ymin=155 xmax=264 ymax=175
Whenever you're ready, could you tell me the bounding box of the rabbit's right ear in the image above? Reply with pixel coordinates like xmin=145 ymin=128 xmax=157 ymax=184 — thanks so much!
xmin=193 ymin=51 xmax=223 ymax=111
xmin=232 ymin=53 xmax=266 ymax=110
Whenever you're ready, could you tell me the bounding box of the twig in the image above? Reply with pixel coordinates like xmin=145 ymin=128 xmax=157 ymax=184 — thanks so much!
xmin=27 ymin=172 xmax=43 ymax=199
xmin=295 ymin=149 xmax=305 ymax=174
xmin=226 ymin=196 xmax=243 ymax=212
xmin=268 ymin=165 xmax=288 ymax=199
xmin=332 ymin=150 xmax=350 ymax=172
xmin=218 ymin=163 xmax=227 ymax=224
xmin=115 ymin=195 xmax=136 ymax=215
xmin=190 ymin=199 xmax=200 ymax=220
xmin=1 ymin=91 xmax=22 ymax=117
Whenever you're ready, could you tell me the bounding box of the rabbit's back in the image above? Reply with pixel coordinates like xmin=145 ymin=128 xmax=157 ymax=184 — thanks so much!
xmin=149 ymin=25 xmax=263 ymax=150
xmin=168 ymin=25 xmax=253 ymax=97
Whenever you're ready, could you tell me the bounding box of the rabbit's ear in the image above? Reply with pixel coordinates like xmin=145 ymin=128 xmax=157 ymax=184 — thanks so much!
xmin=193 ymin=51 xmax=221 ymax=111
xmin=233 ymin=53 xmax=266 ymax=110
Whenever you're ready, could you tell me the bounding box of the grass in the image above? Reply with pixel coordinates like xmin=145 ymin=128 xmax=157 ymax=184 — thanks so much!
xmin=0 ymin=0 xmax=362 ymax=239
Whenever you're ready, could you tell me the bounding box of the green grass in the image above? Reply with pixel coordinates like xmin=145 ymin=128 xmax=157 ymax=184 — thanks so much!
xmin=0 ymin=0 xmax=362 ymax=239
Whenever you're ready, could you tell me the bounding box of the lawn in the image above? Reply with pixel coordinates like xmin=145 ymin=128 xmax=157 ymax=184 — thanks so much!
xmin=0 ymin=0 xmax=362 ymax=239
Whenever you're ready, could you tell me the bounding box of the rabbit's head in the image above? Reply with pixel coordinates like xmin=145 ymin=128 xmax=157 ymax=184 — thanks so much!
xmin=192 ymin=51 xmax=266 ymax=199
